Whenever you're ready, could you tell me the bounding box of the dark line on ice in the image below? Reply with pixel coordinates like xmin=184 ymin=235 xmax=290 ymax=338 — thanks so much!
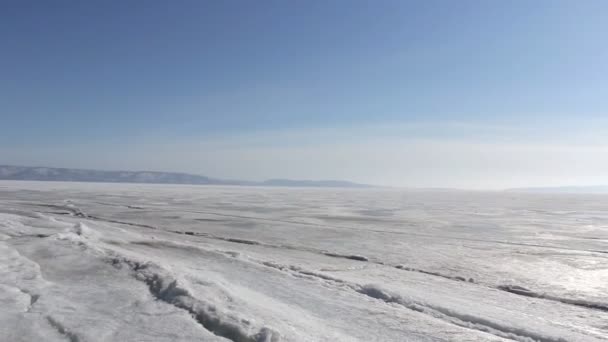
xmin=169 ymin=208 xmax=608 ymax=256
xmin=356 ymin=286 xmax=569 ymax=342
xmin=110 ymin=258 xmax=279 ymax=342
xmin=498 ymin=285 xmax=608 ymax=313
xmin=46 ymin=316 xmax=80 ymax=342
xmin=43 ymin=211 xmax=608 ymax=317
xmin=253 ymin=258 xmax=569 ymax=342
xmin=59 ymin=213 xmax=485 ymax=286
xmin=36 ymin=202 xmax=608 ymax=257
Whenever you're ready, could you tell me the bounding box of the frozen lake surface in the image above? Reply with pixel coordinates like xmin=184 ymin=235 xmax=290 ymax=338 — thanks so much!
xmin=1 ymin=181 xmax=607 ymax=341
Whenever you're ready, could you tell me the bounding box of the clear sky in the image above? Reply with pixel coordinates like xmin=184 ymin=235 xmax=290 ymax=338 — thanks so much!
xmin=2 ymin=1 xmax=607 ymax=189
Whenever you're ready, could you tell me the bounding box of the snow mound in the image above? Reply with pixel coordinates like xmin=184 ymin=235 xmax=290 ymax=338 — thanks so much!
xmin=110 ymin=257 xmax=281 ymax=342
xmin=56 ymin=222 xmax=99 ymax=243
xmin=357 ymin=285 xmax=568 ymax=342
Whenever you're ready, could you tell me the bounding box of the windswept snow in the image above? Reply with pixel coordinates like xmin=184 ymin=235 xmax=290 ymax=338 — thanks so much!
xmin=1 ymin=181 xmax=607 ymax=341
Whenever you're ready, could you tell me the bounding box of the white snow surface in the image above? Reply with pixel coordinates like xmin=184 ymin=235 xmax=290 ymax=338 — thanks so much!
xmin=0 ymin=181 xmax=607 ymax=342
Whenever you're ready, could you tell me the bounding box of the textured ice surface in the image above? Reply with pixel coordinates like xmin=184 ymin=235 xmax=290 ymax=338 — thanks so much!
xmin=0 ymin=181 xmax=607 ymax=341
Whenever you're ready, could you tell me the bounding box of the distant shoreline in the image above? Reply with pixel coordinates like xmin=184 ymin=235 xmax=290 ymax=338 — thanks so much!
xmin=0 ymin=165 xmax=373 ymax=189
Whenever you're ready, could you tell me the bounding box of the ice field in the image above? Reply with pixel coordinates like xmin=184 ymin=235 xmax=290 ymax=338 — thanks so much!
xmin=0 ymin=181 xmax=607 ymax=341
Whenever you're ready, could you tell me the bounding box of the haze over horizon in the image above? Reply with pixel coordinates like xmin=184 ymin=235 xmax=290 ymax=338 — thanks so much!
xmin=2 ymin=1 xmax=607 ymax=189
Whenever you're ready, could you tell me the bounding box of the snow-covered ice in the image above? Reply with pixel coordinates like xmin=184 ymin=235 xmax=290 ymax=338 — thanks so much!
xmin=1 ymin=181 xmax=607 ymax=341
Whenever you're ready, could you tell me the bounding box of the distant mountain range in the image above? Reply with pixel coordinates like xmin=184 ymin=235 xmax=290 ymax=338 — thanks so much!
xmin=506 ymin=186 xmax=608 ymax=194
xmin=0 ymin=165 xmax=372 ymax=188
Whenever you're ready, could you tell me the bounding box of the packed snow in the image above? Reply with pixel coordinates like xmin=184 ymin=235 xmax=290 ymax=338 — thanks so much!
xmin=1 ymin=181 xmax=607 ymax=342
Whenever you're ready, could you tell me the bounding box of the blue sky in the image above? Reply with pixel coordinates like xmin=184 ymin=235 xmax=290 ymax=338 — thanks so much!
xmin=2 ymin=1 xmax=607 ymax=188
